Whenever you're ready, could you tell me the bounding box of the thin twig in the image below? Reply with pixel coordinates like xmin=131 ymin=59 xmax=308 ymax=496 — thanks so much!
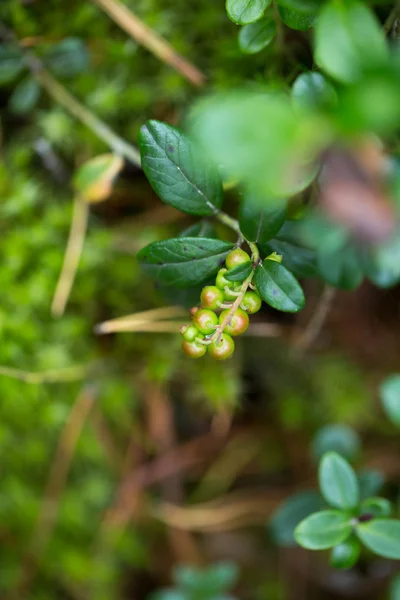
xmin=90 ymin=0 xmax=206 ymax=87
xmin=51 ymin=197 xmax=89 ymax=317
xmin=384 ymin=1 xmax=400 ymax=34
xmin=292 ymin=285 xmax=336 ymax=355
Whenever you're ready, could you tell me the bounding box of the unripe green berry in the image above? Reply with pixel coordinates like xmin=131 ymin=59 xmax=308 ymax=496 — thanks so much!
xmin=192 ymin=308 xmax=219 ymax=335
xmin=215 ymin=268 xmax=235 ymax=291
xmin=226 ymin=248 xmax=250 ymax=270
xmin=180 ymin=324 xmax=200 ymax=342
xmin=330 ymin=538 xmax=360 ymax=570
xmin=219 ymin=308 xmax=249 ymax=336
xmin=182 ymin=339 xmax=207 ymax=359
xmin=241 ymin=290 xmax=262 ymax=314
xmin=200 ymin=285 xmax=225 ymax=310
xmin=208 ymin=334 xmax=235 ymax=360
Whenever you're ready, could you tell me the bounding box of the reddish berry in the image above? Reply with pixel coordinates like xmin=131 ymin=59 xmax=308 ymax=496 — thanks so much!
xmin=200 ymin=286 xmax=225 ymax=310
xmin=192 ymin=308 xmax=219 ymax=335
xmin=219 ymin=308 xmax=249 ymax=336
xmin=208 ymin=334 xmax=235 ymax=360
xmin=180 ymin=324 xmax=200 ymax=342
xmin=182 ymin=339 xmax=207 ymax=358
xmin=226 ymin=248 xmax=250 ymax=270
xmin=241 ymin=290 xmax=262 ymax=314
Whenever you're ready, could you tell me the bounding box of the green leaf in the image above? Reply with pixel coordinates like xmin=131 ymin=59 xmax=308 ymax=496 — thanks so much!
xmin=360 ymin=497 xmax=392 ymax=519
xmin=330 ymin=538 xmax=360 ymax=570
xmin=46 ymin=38 xmax=89 ymax=78
xmin=291 ymin=72 xmax=337 ymax=111
xmin=254 ymin=260 xmax=305 ymax=313
xmin=269 ymin=490 xmax=326 ymax=546
xmin=174 ymin=562 xmax=238 ymax=595
xmin=278 ymin=5 xmax=316 ymax=30
xmin=238 ymin=18 xmax=276 ymax=54
xmin=319 ymin=452 xmax=359 ymax=510
xmin=179 ymin=221 xmax=217 ymax=238
xmin=358 ymin=469 xmax=384 ymax=501
xmin=0 ymin=45 xmax=25 ymax=85
xmin=140 ymin=120 xmax=223 ymax=216
xmin=150 ymin=591 xmax=186 ymax=600
xmin=312 ymin=425 xmax=361 ymax=463
xmin=380 ymin=374 xmax=400 ymax=427
xmin=356 ymin=519 xmax=400 ymax=559
xmin=390 ymin=574 xmax=400 ymax=600
xmin=9 ymin=77 xmax=40 ymax=115
xmin=261 ymin=222 xmax=317 ymax=278
xmin=317 ymin=242 xmax=363 ymax=290
xmin=225 ymin=261 xmax=253 ymax=282
xmin=314 ymin=1 xmax=388 ymax=83
xmin=226 ymin=0 xmax=271 ymax=24
xmin=277 ymin=0 xmax=319 ymax=12
xmin=137 ymin=238 xmax=234 ymax=287
xmin=295 ymin=510 xmax=352 ymax=550
xmin=239 ymin=193 xmax=287 ymax=243
xmin=363 ymin=232 xmax=400 ymax=289
xmin=73 ymin=154 xmax=124 ymax=203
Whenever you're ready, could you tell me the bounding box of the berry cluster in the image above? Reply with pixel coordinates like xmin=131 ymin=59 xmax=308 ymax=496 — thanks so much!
xmin=180 ymin=248 xmax=262 ymax=360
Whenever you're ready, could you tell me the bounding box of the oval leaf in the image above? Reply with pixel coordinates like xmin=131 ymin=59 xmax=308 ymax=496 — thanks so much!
xmin=311 ymin=424 xmax=361 ymax=463
xmin=360 ymin=497 xmax=392 ymax=519
xmin=0 ymin=45 xmax=24 ymax=85
xmin=46 ymin=38 xmax=89 ymax=78
xmin=278 ymin=5 xmax=316 ymax=30
xmin=295 ymin=510 xmax=352 ymax=550
xmin=317 ymin=242 xmax=364 ymax=290
xmin=291 ymin=72 xmax=337 ymax=111
xmin=239 ymin=18 xmax=276 ymax=54
xmin=226 ymin=0 xmax=271 ymax=24
xmin=139 ymin=120 xmax=223 ymax=216
xmin=74 ymin=154 xmax=124 ymax=203
xmin=319 ymin=452 xmax=359 ymax=510
xmin=225 ymin=261 xmax=253 ymax=282
xmin=255 ymin=260 xmax=305 ymax=313
xmin=9 ymin=77 xmax=40 ymax=115
xmin=269 ymin=490 xmax=326 ymax=546
xmin=137 ymin=238 xmax=234 ymax=287
xmin=330 ymin=538 xmax=360 ymax=570
xmin=379 ymin=374 xmax=400 ymax=427
xmin=239 ymin=193 xmax=287 ymax=243
xmin=356 ymin=519 xmax=400 ymax=559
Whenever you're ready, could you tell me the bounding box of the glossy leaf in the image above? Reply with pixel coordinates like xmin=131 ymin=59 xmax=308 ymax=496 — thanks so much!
xmin=225 ymin=261 xmax=253 ymax=282
xmin=239 ymin=18 xmax=276 ymax=54
xmin=314 ymin=1 xmax=388 ymax=83
xmin=74 ymin=154 xmax=124 ymax=203
xmin=239 ymin=193 xmax=287 ymax=243
xmin=312 ymin=425 xmax=361 ymax=463
xmin=46 ymin=38 xmax=89 ymax=78
xmin=137 ymin=238 xmax=234 ymax=287
xmin=319 ymin=452 xmax=359 ymax=510
xmin=291 ymin=72 xmax=337 ymax=111
xmin=226 ymin=0 xmax=271 ymax=25
xmin=0 ymin=45 xmax=25 ymax=85
xmin=254 ymin=260 xmax=305 ymax=313
xmin=360 ymin=497 xmax=392 ymax=519
xmin=356 ymin=520 xmax=400 ymax=559
xmin=269 ymin=490 xmax=326 ymax=546
xmin=379 ymin=374 xmax=400 ymax=427
xmin=295 ymin=510 xmax=352 ymax=550
xmin=179 ymin=221 xmax=217 ymax=239
xmin=330 ymin=538 xmax=360 ymax=570
xmin=278 ymin=5 xmax=316 ymax=30
xmin=9 ymin=77 xmax=40 ymax=115
xmin=139 ymin=120 xmax=223 ymax=216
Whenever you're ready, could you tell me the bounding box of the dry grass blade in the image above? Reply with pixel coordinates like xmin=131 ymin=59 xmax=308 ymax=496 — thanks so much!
xmin=0 ymin=364 xmax=87 ymax=384
xmin=95 ymin=306 xmax=187 ymax=333
xmin=91 ymin=0 xmax=206 ymax=87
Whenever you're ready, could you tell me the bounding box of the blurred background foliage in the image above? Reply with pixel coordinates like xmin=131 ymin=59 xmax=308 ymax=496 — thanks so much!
xmin=0 ymin=0 xmax=399 ymax=599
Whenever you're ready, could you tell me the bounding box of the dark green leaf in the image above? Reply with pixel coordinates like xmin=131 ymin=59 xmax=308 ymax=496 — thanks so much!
xmin=312 ymin=425 xmax=361 ymax=463
xmin=360 ymin=497 xmax=392 ymax=519
xmin=269 ymin=490 xmax=326 ymax=546
xmin=319 ymin=452 xmax=359 ymax=510
xmin=179 ymin=221 xmax=217 ymax=239
xmin=239 ymin=193 xmax=287 ymax=243
xmin=239 ymin=18 xmax=276 ymax=54
xmin=278 ymin=5 xmax=316 ymax=30
xmin=277 ymin=0 xmax=319 ymax=12
xmin=174 ymin=562 xmax=238 ymax=595
xmin=254 ymin=260 xmax=305 ymax=313
xmin=330 ymin=538 xmax=360 ymax=569
xmin=137 ymin=238 xmax=233 ymax=287
xmin=225 ymin=261 xmax=253 ymax=281
xmin=314 ymin=1 xmax=388 ymax=83
xmin=46 ymin=38 xmax=89 ymax=78
xmin=140 ymin=120 xmax=223 ymax=216
xmin=291 ymin=72 xmax=337 ymax=111
xmin=317 ymin=242 xmax=363 ymax=290
xmin=9 ymin=77 xmax=40 ymax=115
xmin=226 ymin=0 xmax=271 ymax=24
xmin=358 ymin=469 xmax=384 ymax=501
xmin=261 ymin=222 xmax=317 ymax=278
xmin=356 ymin=519 xmax=400 ymax=559
xmin=0 ymin=45 xmax=25 ymax=85
xmin=295 ymin=510 xmax=352 ymax=550
xmin=379 ymin=374 xmax=400 ymax=427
